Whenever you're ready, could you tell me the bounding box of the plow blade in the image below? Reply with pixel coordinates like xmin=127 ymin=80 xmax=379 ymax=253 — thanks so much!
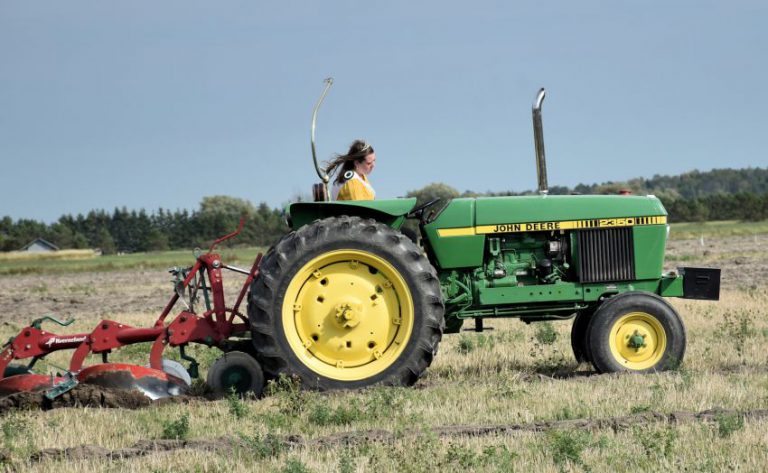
xmin=77 ymin=363 xmax=189 ymax=400
xmin=0 ymin=374 xmax=65 ymax=396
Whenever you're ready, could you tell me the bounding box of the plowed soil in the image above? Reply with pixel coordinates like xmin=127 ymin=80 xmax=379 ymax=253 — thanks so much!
xmin=0 ymin=268 xmax=249 ymax=325
xmin=665 ymin=233 xmax=768 ymax=290
xmin=0 ymin=384 xmax=191 ymax=412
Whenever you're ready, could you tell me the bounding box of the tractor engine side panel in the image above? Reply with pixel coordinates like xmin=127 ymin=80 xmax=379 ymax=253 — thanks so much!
xmin=429 ymin=195 xmax=671 ymax=320
xmin=632 ymin=225 xmax=667 ymax=279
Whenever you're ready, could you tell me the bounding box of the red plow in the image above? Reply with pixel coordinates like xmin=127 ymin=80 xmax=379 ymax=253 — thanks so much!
xmin=0 ymin=220 xmax=265 ymax=400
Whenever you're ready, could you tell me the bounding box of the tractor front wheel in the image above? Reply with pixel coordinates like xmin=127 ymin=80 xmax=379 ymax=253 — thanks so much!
xmin=249 ymin=216 xmax=444 ymax=390
xmin=587 ymin=292 xmax=686 ymax=374
xmin=570 ymin=308 xmax=594 ymax=364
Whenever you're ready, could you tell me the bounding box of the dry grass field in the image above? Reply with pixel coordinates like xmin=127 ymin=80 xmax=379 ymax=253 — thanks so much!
xmin=0 ymin=230 xmax=766 ymax=472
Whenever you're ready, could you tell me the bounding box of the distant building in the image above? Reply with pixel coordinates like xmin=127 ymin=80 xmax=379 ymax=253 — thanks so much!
xmin=20 ymin=238 xmax=59 ymax=253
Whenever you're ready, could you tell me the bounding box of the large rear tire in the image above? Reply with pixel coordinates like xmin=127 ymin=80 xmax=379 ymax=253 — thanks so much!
xmin=249 ymin=216 xmax=444 ymax=390
xmin=587 ymin=292 xmax=686 ymax=373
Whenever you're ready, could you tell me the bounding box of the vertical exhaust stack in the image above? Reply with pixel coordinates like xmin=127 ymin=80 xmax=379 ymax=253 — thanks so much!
xmin=532 ymin=88 xmax=548 ymax=195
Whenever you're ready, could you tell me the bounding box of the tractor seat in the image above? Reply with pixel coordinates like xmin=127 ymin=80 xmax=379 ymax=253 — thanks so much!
xmin=312 ymin=183 xmax=329 ymax=202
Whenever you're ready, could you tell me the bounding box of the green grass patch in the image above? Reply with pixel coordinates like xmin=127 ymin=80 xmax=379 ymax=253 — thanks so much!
xmin=0 ymin=247 xmax=265 ymax=275
xmin=669 ymin=219 xmax=768 ymax=240
xmin=160 ymin=413 xmax=190 ymax=440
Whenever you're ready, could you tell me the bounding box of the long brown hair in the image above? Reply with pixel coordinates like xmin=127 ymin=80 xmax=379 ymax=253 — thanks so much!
xmin=325 ymin=140 xmax=374 ymax=185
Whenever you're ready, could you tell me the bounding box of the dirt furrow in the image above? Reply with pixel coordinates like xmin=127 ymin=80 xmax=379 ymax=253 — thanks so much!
xmin=0 ymin=385 xmax=192 ymax=413
xmin=26 ymin=408 xmax=768 ymax=463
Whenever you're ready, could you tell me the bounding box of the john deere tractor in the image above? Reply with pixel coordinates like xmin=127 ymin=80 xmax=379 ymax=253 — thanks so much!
xmin=248 ymin=82 xmax=720 ymax=390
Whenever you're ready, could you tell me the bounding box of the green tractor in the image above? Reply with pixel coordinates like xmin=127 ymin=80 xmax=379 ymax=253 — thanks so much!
xmin=248 ymin=82 xmax=720 ymax=390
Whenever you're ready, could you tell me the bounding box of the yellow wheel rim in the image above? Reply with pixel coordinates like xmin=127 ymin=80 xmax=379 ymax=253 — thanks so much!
xmin=282 ymin=249 xmax=414 ymax=381
xmin=608 ymin=311 xmax=667 ymax=370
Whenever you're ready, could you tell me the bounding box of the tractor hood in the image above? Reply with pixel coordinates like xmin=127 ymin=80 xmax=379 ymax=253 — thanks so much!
xmin=422 ymin=194 xmax=668 ymax=269
xmin=429 ymin=194 xmax=667 ymax=232
xmin=474 ymin=194 xmax=667 ymax=226
xmin=287 ymin=198 xmax=417 ymax=230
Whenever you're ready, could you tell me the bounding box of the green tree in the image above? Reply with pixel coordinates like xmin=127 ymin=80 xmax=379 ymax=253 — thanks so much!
xmin=94 ymin=227 xmax=116 ymax=255
xmin=198 ymin=196 xmax=257 ymax=244
xmin=8 ymin=218 xmax=48 ymax=250
xmin=47 ymin=223 xmax=77 ymax=248
xmin=144 ymin=228 xmax=170 ymax=251
xmin=406 ymin=182 xmax=460 ymax=205
xmin=200 ymin=195 xmax=256 ymax=217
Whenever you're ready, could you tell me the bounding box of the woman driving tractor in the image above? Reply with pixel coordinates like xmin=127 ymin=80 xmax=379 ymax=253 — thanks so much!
xmin=325 ymin=139 xmax=376 ymax=201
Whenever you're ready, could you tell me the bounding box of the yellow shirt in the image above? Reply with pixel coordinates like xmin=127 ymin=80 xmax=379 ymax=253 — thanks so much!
xmin=333 ymin=172 xmax=376 ymax=201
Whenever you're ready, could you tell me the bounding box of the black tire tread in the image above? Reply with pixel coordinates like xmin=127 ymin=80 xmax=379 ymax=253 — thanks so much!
xmin=248 ymin=216 xmax=444 ymax=390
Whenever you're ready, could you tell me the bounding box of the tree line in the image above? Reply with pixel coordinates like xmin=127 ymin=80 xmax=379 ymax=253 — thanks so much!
xmin=2 ymin=167 xmax=767 ymax=253
xmin=0 ymin=196 xmax=286 ymax=254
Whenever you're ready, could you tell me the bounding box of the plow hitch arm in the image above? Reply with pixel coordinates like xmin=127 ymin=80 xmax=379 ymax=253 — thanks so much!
xmin=208 ymin=217 xmax=246 ymax=252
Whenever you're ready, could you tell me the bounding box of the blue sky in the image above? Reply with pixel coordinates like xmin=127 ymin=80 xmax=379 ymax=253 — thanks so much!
xmin=1 ymin=1 xmax=766 ymax=222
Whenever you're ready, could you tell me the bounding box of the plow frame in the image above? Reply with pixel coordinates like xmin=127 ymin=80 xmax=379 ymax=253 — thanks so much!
xmin=0 ymin=219 xmax=263 ymax=394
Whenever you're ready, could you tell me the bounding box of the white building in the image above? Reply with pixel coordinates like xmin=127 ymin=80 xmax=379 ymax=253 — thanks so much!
xmin=20 ymin=238 xmax=59 ymax=253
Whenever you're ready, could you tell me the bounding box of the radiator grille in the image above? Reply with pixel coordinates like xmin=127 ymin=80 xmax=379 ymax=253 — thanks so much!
xmin=577 ymin=228 xmax=635 ymax=283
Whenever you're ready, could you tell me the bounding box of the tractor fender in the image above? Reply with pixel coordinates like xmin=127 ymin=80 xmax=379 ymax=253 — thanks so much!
xmin=286 ymin=198 xmax=417 ymax=230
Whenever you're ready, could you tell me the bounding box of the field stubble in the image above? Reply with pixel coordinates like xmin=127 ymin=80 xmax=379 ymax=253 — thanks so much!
xmin=0 ymin=234 xmax=766 ymax=471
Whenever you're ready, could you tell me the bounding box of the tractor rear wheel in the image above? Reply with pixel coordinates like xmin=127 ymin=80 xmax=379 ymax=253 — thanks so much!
xmin=249 ymin=216 xmax=444 ymax=390
xmin=587 ymin=292 xmax=686 ymax=373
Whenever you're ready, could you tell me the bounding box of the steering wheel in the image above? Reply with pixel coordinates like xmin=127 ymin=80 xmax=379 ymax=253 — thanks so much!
xmin=407 ymin=198 xmax=442 ymax=223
